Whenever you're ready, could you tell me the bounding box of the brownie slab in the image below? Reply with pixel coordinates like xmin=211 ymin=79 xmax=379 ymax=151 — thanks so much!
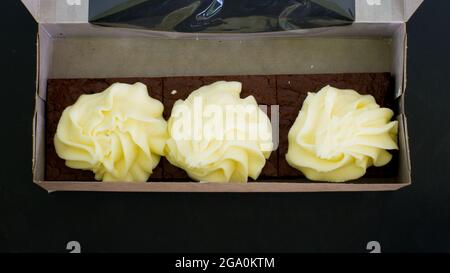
xmin=46 ymin=73 xmax=396 ymax=182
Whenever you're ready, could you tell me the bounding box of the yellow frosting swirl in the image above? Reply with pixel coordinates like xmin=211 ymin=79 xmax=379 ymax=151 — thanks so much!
xmin=286 ymin=85 xmax=398 ymax=182
xmin=165 ymin=81 xmax=273 ymax=183
xmin=54 ymin=82 xmax=168 ymax=182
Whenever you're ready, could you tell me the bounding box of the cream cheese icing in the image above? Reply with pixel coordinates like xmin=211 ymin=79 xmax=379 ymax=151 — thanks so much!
xmin=165 ymin=81 xmax=273 ymax=183
xmin=54 ymin=82 xmax=168 ymax=182
xmin=286 ymin=85 xmax=398 ymax=182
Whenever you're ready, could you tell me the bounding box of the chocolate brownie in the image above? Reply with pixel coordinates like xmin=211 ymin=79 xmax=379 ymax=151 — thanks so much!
xmin=163 ymin=75 xmax=278 ymax=179
xmin=46 ymin=73 xmax=396 ymax=182
xmin=45 ymin=78 xmax=164 ymax=181
xmin=276 ymin=73 xmax=397 ymax=178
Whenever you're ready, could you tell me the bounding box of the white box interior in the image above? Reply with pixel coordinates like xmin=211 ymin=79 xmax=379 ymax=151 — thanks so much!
xmin=32 ymin=22 xmax=411 ymax=189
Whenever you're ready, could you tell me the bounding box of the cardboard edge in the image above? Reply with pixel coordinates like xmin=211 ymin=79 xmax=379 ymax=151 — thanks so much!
xmin=403 ymin=30 xmax=408 ymax=97
xmin=401 ymin=24 xmax=407 ymax=96
xmin=21 ymin=0 xmax=40 ymax=22
xmin=393 ymin=23 xmax=407 ymax=98
xmin=33 ymin=29 xmax=48 ymax=184
xmin=404 ymin=0 xmax=424 ymax=22
xmin=401 ymin=27 xmax=412 ymax=184
xmin=401 ymin=115 xmax=412 ymax=176
xmin=32 ymin=105 xmax=37 ymax=178
xmin=35 ymin=182 xmax=410 ymax=193
xmin=32 ymin=32 xmax=40 ymax=184
xmin=37 ymin=26 xmax=53 ymax=100
xmin=396 ymin=113 xmax=412 ymax=187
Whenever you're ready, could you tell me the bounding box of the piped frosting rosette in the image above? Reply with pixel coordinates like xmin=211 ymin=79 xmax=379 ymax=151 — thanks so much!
xmin=54 ymin=82 xmax=168 ymax=182
xmin=286 ymin=85 xmax=398 ymax=182
xmin=165 ymin=81 xmax=273 ymax=183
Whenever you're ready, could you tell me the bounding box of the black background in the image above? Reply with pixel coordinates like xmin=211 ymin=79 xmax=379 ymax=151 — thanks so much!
xmin=0 ymin=1 xmax=449 ymax=253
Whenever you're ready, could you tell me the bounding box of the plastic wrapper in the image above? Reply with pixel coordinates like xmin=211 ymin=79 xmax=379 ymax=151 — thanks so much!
xmin=89 ymin=0 xmax=355 ymax=33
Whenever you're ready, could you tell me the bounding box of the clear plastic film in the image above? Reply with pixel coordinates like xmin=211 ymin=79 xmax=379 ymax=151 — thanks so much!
xmin=89 ymin=0 xmax=355 ymax=33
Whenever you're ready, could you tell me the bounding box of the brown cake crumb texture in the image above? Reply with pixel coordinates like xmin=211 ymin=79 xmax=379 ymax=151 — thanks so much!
xmin=46 ymin=73 xmax=397 ymax=182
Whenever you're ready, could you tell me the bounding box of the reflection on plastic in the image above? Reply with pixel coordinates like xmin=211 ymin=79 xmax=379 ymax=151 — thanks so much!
xmin=89 ymin=0 xmax=355 ymax=33
xmin=197 ymin=0 xmax=224 ymax=21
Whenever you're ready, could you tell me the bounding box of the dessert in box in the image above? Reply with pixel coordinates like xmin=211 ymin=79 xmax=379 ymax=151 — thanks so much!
xmin=24 ymin=0 xmax=424 ymax=192
xmin=46 ymin=73 xmax=397 ymax=183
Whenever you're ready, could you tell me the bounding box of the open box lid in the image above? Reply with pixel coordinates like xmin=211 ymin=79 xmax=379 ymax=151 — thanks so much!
xmin=23 ymin=0 xmax=423 ymax=25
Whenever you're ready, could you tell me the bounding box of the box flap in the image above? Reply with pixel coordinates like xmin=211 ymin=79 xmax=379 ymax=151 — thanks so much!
xmin=21 ymin=0 xmax=89 ymax=23
xmin=23 ymin=0 xmax=422 ymax=25
xmin=22 ymin=0 xmax=39 ymax=21
xmin=89 ymin=0 xmax=355 ymax=33
xmin=404 ymin=0 xmax=424 ymax=21
xmin=356 ymin=0 xmax=424 ymax=23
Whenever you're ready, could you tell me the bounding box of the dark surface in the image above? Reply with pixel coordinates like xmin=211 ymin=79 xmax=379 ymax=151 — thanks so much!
xmin=46 ymin=73 xmax=394 ymax=182
xmin=1 ymin=1 xmax=449 ymax=253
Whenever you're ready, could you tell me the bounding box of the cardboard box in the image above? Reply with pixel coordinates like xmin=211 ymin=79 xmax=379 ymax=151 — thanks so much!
xmin=23 ymin=0 xmax=423 ymax=192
